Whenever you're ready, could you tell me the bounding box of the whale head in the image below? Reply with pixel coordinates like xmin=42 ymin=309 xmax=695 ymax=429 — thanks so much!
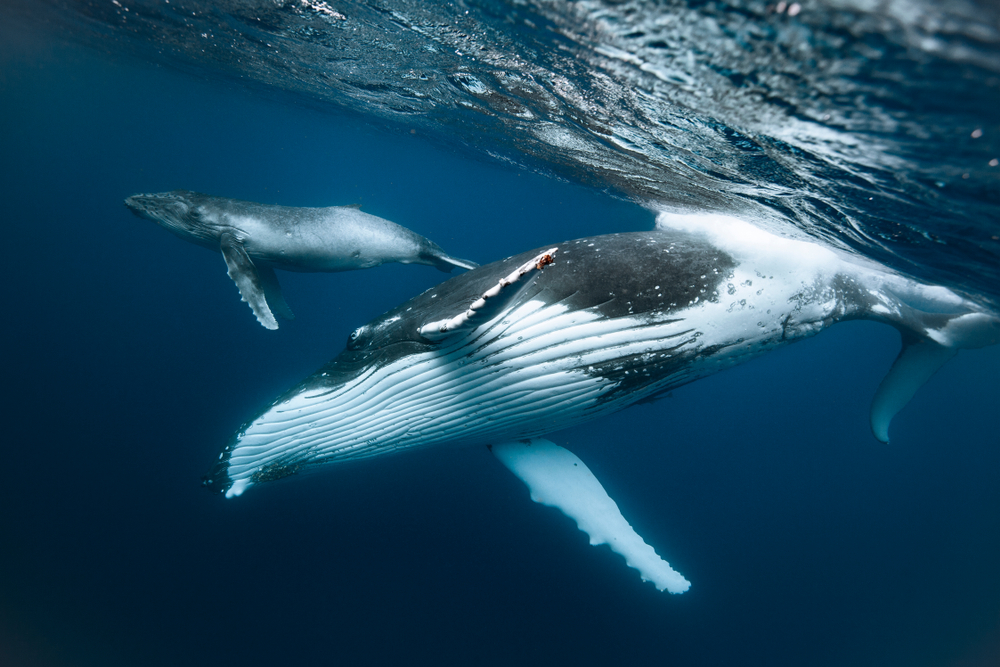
xmin=202 ymin=227 xmax=1000 ymax=498
xmin=125 ymin=190 xmax=218 ymax=244
xmin=202 ymin=234 xmax=746 ymax=498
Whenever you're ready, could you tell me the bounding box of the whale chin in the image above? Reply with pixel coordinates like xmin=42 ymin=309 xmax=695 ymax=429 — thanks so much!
xmin=124 ymin=191 xmax=194 ymax=228
xmin=200 ymin=227 xmax=998 ymax=592
xmin=206 ymin=306 xmax=615 ymax=498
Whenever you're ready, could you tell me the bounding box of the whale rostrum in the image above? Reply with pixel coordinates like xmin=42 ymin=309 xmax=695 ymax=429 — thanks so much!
xmin=203 ymin=214 xmax=999 ymax=592
xmin=125 ymin=190 xmax=477 ymax=329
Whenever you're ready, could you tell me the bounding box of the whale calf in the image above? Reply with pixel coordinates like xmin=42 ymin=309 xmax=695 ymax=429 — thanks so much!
xmin=203 ymin=213 xmax=998 ymax=592
xmin=125 ymin=190 xmax=477 ymax=329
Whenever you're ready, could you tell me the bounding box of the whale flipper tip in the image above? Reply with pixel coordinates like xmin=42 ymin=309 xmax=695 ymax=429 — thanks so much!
xmin=256 ymin=262 xmax=295 ymax=321
xmin=220 ymin=233 xmax=279 ymax=330
xmin=492 ymin=438 xmax=690 ymax=594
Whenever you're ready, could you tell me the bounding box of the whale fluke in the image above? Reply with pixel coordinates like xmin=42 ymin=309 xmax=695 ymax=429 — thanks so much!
xmin=206 ymin=226 xmax=998 ymax=591
xmin=491 ymin=439 xmax=691 ymax=594
xmin=870 ymin=337 xmax=956 ymax=444
xmin=868 ymin=293 xmax=1000 ymax=442
xmin=424 ymin=250 xmax=480 ymax=273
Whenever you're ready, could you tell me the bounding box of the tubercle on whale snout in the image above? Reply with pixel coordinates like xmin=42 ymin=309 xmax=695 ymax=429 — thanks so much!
xmin=201 ymin=438 xmax=237 ymax=494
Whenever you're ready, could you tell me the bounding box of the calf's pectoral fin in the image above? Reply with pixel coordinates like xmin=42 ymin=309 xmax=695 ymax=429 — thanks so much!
xmin=219 ymin=233 xmax=279 ymax=330
xmin=870 ymin=335 xmax=956 ymax=444
xmin=491 ymin=438 xmax=690 ymax=594
xmin=255 ymin=262 xmax=294 ymax=321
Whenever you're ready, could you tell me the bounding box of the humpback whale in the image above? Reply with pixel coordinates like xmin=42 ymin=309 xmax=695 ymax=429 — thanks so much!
xmin=124 ymin=190 xmax=477 ymax=329
xmin=203 ymin=213 xmax=998 ymax=592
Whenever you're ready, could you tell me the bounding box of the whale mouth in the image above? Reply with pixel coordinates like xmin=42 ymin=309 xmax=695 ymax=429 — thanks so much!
xmin=124 ymin=191 xmax=193 ymax=223
xmin=123 ymin=194 xmax=153 ymax=217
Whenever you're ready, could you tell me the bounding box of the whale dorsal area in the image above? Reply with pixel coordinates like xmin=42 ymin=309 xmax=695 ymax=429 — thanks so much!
xmin=125 ymin=190 xmax=480 ymax=329
xmin=491 ymin=438 xmax=691 ymax=593
xmin=220 ymin=232 xmax=279 ymax=330
xmin=418 ymin=248 xmax=557 ymax=340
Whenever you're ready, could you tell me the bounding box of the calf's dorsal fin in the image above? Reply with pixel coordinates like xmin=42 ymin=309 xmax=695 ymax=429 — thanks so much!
xmin=418 ymin=248 xmax=557 ymax=340
xmin=491 ymin=438 xmax=690 ymax=594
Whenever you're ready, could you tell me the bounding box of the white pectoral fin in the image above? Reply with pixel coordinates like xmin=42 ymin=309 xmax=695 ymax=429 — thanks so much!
xmin=870 ymin=335 xmax=957 ymax=443
xmin=418 ymin=248 xmax=557 ymax=340
xmin=491 ymin=438 xmax=690 ymax=594
xmin=220 ymin=233 xmax=279 ymax=330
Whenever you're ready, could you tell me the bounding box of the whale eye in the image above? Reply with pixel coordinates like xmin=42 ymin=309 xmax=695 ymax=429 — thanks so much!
xmin=347 ymin=327 xmax=365 ymax=350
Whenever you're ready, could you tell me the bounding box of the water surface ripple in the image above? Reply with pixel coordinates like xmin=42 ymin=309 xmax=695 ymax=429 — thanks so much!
xmin=38 ymin=0 xmax=1000 ymax=302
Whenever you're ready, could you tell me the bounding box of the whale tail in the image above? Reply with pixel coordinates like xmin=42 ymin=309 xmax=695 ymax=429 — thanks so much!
xmin=423 ymin=248 xmax=479 ymax=273
xmin=867 ymin=279 xmax=1000 ymax=443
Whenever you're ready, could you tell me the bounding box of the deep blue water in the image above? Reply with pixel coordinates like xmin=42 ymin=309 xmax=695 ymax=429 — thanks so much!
xmin=2 ymin=5 xmax=999 ymax=667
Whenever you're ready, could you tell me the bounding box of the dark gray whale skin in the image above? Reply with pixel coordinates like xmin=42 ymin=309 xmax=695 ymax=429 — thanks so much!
xmin=202 ymin=229 xmax=999 ymax=496
xmin=125 ymin=189 xmax=477 ymax=329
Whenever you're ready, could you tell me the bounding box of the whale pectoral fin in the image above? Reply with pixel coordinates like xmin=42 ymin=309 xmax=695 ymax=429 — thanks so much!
xmin=255 ymin=262 xmax=295 ymax=321
xmin=490 ymin=438 xmax=690 ymax=594
xmin=870 ymin=335 xmax=957 ymax=443
xmin=219 ymin=233 xmax=278 ymax=330
xmin=418 ymin=248 xmax=557 ymax=340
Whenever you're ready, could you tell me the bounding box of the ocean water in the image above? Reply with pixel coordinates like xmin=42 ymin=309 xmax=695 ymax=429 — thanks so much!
xmin=1 ymin=2 xmax=998 ymax=667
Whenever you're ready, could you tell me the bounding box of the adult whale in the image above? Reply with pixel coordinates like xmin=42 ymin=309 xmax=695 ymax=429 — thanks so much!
xmin=202 ymin=213 xmax=998 ymax=593
xmin=125 ymin=190 xmax=478 ymax=329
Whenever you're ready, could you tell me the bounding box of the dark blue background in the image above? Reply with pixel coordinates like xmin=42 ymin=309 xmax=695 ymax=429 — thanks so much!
xmin=2 ymin=20 xmax=999 ymax=667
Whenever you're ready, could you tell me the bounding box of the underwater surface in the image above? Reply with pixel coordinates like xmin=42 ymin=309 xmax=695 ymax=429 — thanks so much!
xmin=1 ymin=1 xmax=998 ymax=666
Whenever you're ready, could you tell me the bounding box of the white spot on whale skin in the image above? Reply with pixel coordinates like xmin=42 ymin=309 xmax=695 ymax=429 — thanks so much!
xmin=225 ymin=478 xmax=251 ymax=498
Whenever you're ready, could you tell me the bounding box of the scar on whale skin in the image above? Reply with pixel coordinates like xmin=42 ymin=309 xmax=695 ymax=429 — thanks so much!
xmin=205 ymin=219 xmax=999 ymax=592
